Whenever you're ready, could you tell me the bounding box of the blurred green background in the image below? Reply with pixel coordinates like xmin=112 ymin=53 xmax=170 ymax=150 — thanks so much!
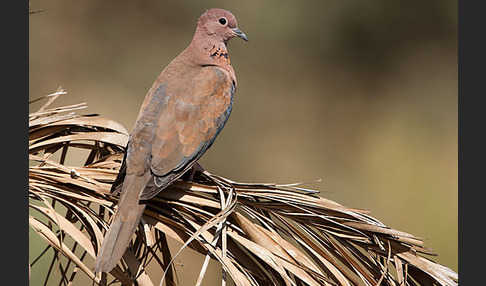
xmin=29 ymin=0 xmax=457 ymax=285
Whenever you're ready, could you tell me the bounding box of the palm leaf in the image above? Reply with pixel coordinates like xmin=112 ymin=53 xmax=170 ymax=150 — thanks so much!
xmin=29 ymin=90 xmax=458 ymax=286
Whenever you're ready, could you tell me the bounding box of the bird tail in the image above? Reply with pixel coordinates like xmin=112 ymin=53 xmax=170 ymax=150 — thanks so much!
xmin=95 ymin=173 xmax=150 ymax=273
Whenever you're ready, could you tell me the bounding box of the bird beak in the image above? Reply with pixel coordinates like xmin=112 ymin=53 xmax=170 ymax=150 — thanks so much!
xmin=232 ymin=28 xmax=248 ymax=41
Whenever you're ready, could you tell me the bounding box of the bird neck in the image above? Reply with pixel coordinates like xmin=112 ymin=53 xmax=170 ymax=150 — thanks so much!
xmin=173 ymin=28 xmax=237 ymax=86
xmin=186 ymin=30 xmax=231 ymax=68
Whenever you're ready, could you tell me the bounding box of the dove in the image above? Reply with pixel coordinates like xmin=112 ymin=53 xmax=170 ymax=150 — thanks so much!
xmin=95 ymin=8 xmax=247 ymax=273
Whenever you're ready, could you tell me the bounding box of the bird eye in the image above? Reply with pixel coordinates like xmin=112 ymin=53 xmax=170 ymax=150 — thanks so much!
xmin=218 ymin=17 xmax=227 ymax=25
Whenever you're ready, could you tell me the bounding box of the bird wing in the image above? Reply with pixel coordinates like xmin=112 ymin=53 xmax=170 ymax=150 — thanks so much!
xmin=115 ymin=66 xmax=234 ymax=200
xmin=144 ymin=66 xmax=234 ymax=199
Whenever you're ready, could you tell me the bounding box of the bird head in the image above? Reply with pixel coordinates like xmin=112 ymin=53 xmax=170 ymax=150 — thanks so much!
xmin=197 ymin=8 xmax=248 ymax=43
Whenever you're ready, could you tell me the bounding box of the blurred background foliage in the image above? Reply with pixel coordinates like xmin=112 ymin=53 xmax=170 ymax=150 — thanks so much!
xmin=29 ymin=0 xmax=457 ymax=285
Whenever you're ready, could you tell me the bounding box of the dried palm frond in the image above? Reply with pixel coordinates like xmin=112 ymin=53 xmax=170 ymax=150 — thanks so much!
xmin=29 ymin=89 xmax=458 ymax=286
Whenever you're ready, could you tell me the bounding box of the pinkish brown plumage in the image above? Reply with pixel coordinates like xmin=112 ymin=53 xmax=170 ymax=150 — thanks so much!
xmin=95 ymin=8 xmax=247 ymax=273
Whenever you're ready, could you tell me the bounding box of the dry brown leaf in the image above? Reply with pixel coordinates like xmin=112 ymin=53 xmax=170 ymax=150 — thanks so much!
xmin=29 ymin=96 xmax=458 ymax=286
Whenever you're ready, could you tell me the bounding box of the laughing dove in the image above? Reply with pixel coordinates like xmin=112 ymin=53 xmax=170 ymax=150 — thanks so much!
xmin=95 ymin=8 xmax=247 ymax=273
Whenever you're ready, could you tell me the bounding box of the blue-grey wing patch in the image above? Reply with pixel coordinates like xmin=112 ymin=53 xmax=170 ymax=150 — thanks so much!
xmin=140 ymin=67 xmax=235 ymax=200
